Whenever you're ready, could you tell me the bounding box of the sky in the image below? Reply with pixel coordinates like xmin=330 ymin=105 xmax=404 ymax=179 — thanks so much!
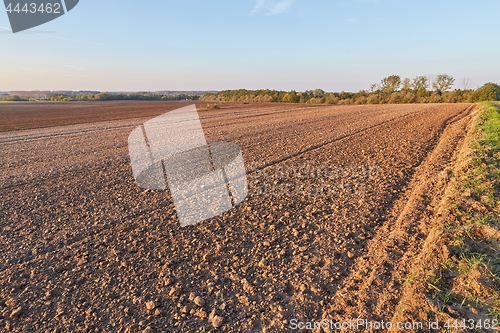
xmin=1 ymin=0 xmax=499 ymax=92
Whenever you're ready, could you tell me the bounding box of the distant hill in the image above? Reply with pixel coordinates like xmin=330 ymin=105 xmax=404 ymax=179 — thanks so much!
xmin=154 ymin=91 xmax=217 ymax=96
xmin=9 ymin=91 xmax=100 ymax=98
xmin=7 ymin=90 xmax=217 ymax=98
xmin=2 ymin=90 xmax=217 ymax=102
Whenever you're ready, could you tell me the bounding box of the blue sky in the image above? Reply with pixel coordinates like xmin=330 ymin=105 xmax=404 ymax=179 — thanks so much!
xmin=1 ymin=0 xmax=499 ymax=92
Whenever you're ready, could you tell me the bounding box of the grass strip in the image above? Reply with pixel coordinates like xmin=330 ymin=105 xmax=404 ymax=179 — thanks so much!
xmin=394 ymin=102 xmax=500 ymax=329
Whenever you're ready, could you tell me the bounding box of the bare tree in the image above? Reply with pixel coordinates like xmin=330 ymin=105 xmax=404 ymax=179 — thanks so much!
xmin=462 ymin=77 xmax=474 ymax=90
xmin=427 ymin=75 xmax=435 ymax=92
xmin=369 ymin=83 xmax=378 ymax=93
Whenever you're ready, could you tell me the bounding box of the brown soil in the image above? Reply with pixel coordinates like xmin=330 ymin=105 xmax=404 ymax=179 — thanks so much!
xmin=0 ymin=101 xmax=297 ymax=132
xmin=0 ymin=102 xmax=474 ymax=332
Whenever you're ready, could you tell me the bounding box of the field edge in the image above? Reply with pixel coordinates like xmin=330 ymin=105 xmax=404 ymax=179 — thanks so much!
xmin=392 ymin=102 xmax=500 ymax=331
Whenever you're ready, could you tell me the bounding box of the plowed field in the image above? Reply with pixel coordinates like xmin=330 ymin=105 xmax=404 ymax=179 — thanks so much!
xmin=0 ymin=102 xmax=475 ymax=332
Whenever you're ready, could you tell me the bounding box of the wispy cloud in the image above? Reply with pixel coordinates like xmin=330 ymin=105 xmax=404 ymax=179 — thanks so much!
xmin=250 ymin=0 xmax=294 ymax=16
xmin=346 ymin=18 xmax=359 ymax=23
xmin=268 ymin=0 xmax=293 ymax=15
xmin=250 ymin=0 xmax=266 ymax=15
xmin=64 ymin=65 xmax=88 ymax=71
xmin=0 ymin=26 xmax=105 ymax=46
xmin=0 ymin=26 xmax=57 ymax=34
xmin=0 ymin=26 xmax=11 ymax=33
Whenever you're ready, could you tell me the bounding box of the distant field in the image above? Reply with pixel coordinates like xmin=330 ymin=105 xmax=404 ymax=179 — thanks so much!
xmin=0 ymin=101 xmax=196 ymax=131
xmin=0 ymin=102 xmax=476 ymax=332
xmin=0 ymin=101 xmax=323 ymax=132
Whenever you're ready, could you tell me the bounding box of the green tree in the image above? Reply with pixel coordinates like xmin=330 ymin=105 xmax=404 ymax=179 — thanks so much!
xmin=401 ymin=78 xmax=411 ymax=91
xmin=380 ymin=75 xmax=401 ymax=92
xmin=432 ymin=74 xmax=455 ymax=93
xmin=412 ymin=76 xmax=428 ymax=91
xmin=282 ymin=91 xmax=299 ymax=103
xmin=472 ymin=83 xmax=500 ymax=101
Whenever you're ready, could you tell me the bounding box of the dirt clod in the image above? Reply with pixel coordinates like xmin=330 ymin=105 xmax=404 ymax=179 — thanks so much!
xmin=10 ymin=306 xmax=23 ymax=319
xmin=211 ymin=315 xmax=224 ymax=328
xmin=145 ymin=301 xmax=156 ymax=311
xmin=193 ymin=296 xmax=205 ymax=307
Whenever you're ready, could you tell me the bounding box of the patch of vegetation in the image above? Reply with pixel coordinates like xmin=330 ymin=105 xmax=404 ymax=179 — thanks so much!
xmin=433 ymin=102 xmax=500 ymax=319
xmin=197 ymin=104 xmax=221 ymax=111
xmin=0 ymin=95 xmax=29 ymax=101
xmin=394 ymin=102 xmax=500 ymax=326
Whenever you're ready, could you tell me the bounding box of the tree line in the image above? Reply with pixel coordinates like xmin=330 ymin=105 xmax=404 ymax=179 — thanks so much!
xmin=200 ymin=75 xmax=500 ymax=105
xmin=3 ymin=76 xmax=499 ymax=104
xmin=0 ymin=92 xmax=201 ymax=102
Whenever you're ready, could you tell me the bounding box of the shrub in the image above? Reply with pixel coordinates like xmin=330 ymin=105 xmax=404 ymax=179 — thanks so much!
xmin=402 ymin=92 xmax=417 ymax=104
xmin=307 ymin=97 xmax=324 ymax=104
xmin=354 ymin=96 xmax=367 ymax=105
xmin=429 ymin=93 xmax=443 ymax=103
xmin=325 ymin=95 xmax=339 ymax=105
xmin=389 ymin=91 xmax=404 ymax=104
xmin=367 ymin=94 xmax=381 ymax=104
